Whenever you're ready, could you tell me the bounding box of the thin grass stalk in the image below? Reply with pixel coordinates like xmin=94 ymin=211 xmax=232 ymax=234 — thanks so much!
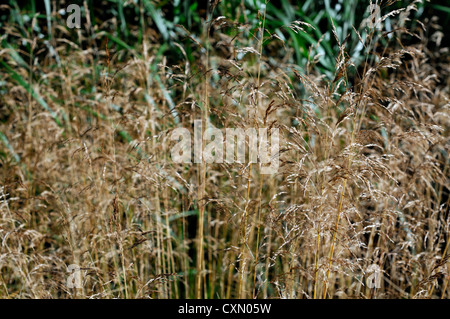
xmin=196 ymin=7 xmax=212 ymax=299
xmin=238 ymin=1 xmax=267 ymax=299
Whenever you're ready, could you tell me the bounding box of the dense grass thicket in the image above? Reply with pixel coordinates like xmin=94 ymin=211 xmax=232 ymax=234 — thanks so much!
xmin=0 ymin=0 xmax=449 ymax=298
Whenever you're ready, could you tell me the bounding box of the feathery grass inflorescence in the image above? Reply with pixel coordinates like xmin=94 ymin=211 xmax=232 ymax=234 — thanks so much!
xmin=0 ymin=0 xmax=448 ymax=299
